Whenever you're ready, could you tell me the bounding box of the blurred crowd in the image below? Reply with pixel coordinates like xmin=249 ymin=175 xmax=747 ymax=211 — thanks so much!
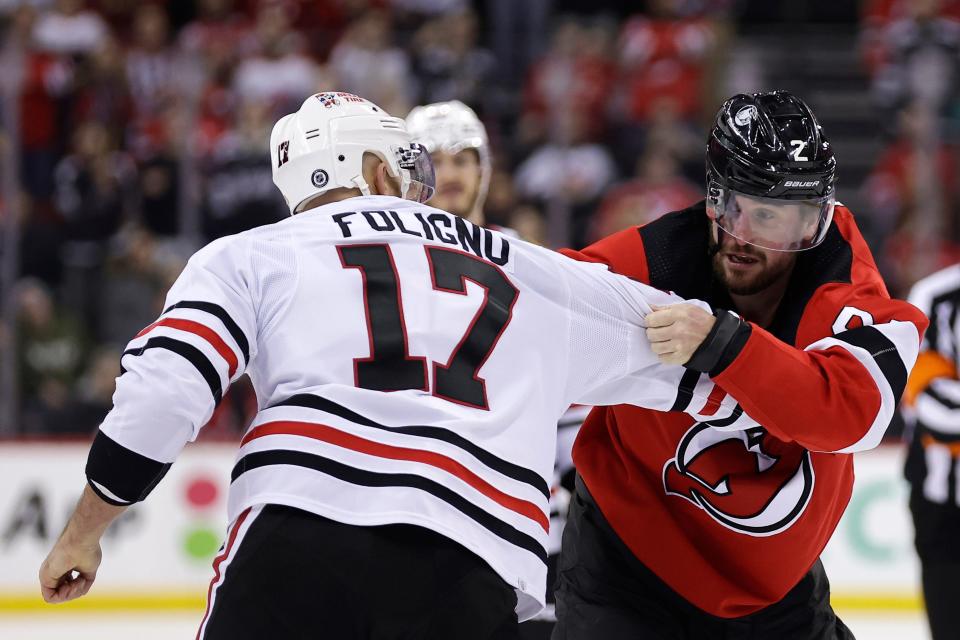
xmin=3 ymin=0 xmax=960 ymax=437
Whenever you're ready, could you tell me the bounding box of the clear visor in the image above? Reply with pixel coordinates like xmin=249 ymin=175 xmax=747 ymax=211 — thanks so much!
xmin=706 ymin=189 xmax=835 ymax=252
xmin=394 ymin=143 xmax=436 ymax=204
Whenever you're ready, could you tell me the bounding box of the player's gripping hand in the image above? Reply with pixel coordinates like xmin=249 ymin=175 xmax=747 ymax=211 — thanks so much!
xmin=39 ymin=532 xmax=102 ymax=603
xmin=645 ymin=304 xmax=716 ymax=366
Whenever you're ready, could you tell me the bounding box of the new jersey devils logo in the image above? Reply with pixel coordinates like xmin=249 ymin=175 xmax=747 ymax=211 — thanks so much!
xmin=663 ymin=424 xmax=814 ymax=537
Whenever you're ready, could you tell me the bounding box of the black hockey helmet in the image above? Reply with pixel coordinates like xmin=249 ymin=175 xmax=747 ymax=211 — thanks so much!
xmin=706 ymin=91 xmax=837 ymax=251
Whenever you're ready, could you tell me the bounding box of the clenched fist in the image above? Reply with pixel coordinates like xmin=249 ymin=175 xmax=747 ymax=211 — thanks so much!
xmin=645 ymin=304 xmax=717 ymax=366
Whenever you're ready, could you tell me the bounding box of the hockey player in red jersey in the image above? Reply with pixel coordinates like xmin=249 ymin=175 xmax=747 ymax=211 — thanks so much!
xmin=553 ymin=91 xmax=929 ymax=639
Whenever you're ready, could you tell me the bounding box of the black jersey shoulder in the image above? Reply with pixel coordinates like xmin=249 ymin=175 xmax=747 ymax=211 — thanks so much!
xmin=638 ymin=200 xmax=715 ymax=300
xmin=637 ymin=199 xmax=855 ymax=345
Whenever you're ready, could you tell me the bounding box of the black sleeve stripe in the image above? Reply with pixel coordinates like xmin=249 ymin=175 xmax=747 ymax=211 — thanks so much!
xmin=164 ymin=300 xmax=250 ymax=365
xmin=122 ymin=337 xmax=223 ymax=404
xmin=86 ymin=430 xmax=173 ymax=504
xmin=833 ymin=325 xmax=909 ymax=402
xmin=924 ymin=385 xmax=960 ymax=411
xmin=670 ymin=369 xmax=702 ymax=412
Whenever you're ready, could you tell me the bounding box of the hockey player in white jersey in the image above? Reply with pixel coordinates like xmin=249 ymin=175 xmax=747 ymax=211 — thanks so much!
xmin=407 ymin=100 xmax=582 ymax=639
xmin=405 ymin=100 xmax=491 ymax=227
xmin=39 ymin=92 xmax=746 ymax=640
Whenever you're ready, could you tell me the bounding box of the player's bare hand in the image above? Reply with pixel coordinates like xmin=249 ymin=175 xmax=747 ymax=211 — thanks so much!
xmin=645 ymin=304 xmax=716 ymax=366
xmin=39 ymin=534 xmax=101 ymax=604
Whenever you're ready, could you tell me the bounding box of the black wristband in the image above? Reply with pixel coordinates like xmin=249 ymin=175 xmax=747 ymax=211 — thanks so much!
xmin=86 ymin=430 xmax=172 ymax=504
xmin=684 ymin=309 xmax=751 ymax=376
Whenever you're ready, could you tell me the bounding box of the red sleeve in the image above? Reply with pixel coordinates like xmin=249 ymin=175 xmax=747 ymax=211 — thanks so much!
xmin=714 ymin=208 xmax=929 ymax=453
xmin=560 ymin=226 xmax=650 ymax=284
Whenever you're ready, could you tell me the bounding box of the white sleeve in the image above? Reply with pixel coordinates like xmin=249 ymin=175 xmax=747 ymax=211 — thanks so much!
xmin=557 ymin=254 xmax=711 ymax=410
xmin=86 ymin=236 xmax=260 ymax=505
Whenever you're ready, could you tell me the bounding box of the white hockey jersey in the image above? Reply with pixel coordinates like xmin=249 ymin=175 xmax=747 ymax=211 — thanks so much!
xmin=88 ymin=195 xmax=718 ymax=619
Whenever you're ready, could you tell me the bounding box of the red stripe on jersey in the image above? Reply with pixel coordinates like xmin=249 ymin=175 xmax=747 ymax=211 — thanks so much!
xmin=137 ymin=318 xmax=238 ymax=378
xmin=242 ymin=420 xmax=550 ymax=532
xmin=196 ymin=507 xmax=251 ymax=640
xmin=698 ymin=384 xmax=728 ymax=417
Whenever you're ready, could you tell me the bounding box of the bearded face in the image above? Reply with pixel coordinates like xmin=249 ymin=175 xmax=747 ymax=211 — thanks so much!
xmin=711 ymin=228 xmax=798 ymax=296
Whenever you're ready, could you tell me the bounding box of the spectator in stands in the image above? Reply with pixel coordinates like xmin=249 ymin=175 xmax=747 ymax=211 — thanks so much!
xmin=125 ymin=3 xmax=182 ymax=123
xmin=53 ymin=120 xmax=137 ymax=328
xmin=608 ymin=0 xmax=715 ymax=173
xmin=329 ymin=9 xmax=414 ymax=116
xmin=53 ymin=120 xmax=135 ymax=245
xmin=863 ymin=100 xmax=960 ymax=295
xmin=410 ymin=10 xmax=495 ymax=109
xmin=201 ymin=100 xmax=287 ymax=241
xmin=486 ymin=0 xmax=551 ymax=87
xmin=861 ymin=0 xmax=960 ymax=77
xmin=31 ymin=0 xmax=108 ymax=57
xmin=521 ymin=17 xmax=615 ymax=152
xmin=178 ymin=0 xmax=251 ymax=61
xmin=617 ymin=0 xmax=714 ymax=125
xmin=16 ymin=279 xmax=87 ymax=433
xmin=130 ymin=105 xmax=183 ymax=237
xmin=233 ymin=3 xmax=323 ymax=113
xmin=870 ymin=0 xmax=960 ymax=115
xmin=9 ymin=5 xmax=74 ymax=200
xmin=515 ymin=109 xmax=617 ymax=246
xmin=14 ymin=193 xmax=65 ymax=288
xmin=72 ymin=37 xmax=134 ymax=139
xmin=588 ymin=146 xmax=700 ymax=243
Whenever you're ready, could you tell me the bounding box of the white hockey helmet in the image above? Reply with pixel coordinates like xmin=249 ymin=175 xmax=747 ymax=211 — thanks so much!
xmin=271 ymin=92 xmax=435 ymax=214
xmin=405 ymin=100 xmax=491 ymax=212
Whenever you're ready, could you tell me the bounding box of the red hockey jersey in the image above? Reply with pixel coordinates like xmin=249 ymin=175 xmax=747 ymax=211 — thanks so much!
xmin=563 ymin=201 xmax=928 ymax=618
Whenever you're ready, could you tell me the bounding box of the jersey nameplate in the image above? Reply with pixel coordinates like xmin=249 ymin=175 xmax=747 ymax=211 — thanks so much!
xmin=331 ymin=210 xmax=512 ymax=269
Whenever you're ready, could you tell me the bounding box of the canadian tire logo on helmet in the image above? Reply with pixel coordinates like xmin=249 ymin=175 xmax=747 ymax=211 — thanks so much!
xmin=315 ymin=92 xmax=365 ymax=109
xmin=311 ymin=169 xmax=329 ymax=188
xmin=316 ymin=92 xmax=341 ymax=108
xmin=663 ymin=423 xmax=814 ymax=536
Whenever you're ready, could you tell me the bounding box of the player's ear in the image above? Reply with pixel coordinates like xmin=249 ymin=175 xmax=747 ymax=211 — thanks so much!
xmin=373 ymin=160 xmax=401 ymax=198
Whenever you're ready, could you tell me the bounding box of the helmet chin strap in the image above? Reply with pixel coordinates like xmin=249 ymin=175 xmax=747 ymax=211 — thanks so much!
xmin=352 ymin=175 xmax=373 ymax=197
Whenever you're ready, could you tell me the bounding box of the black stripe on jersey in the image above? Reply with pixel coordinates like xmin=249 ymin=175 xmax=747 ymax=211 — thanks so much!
xmin=670 ymin=369 xmax=701 ymax=412
xmin=703 ymin=403 xmax=743 ymax=428
xmin=273 ymin=394 xmax=551 ymax=500
xmin=833 ymin=325 xmax=909 ymax=402
xmin=924 ymin=385 xmax=960 ymax=411
xmin=86 ymin=430 xmax=172 ymax=504
xmin=122 ymin=337 xmax=223 ymax=404
xmin=231 ymin=449 xmax=549 ymax=565
xmin=164 ymin=301 xmax=250 ymax=365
